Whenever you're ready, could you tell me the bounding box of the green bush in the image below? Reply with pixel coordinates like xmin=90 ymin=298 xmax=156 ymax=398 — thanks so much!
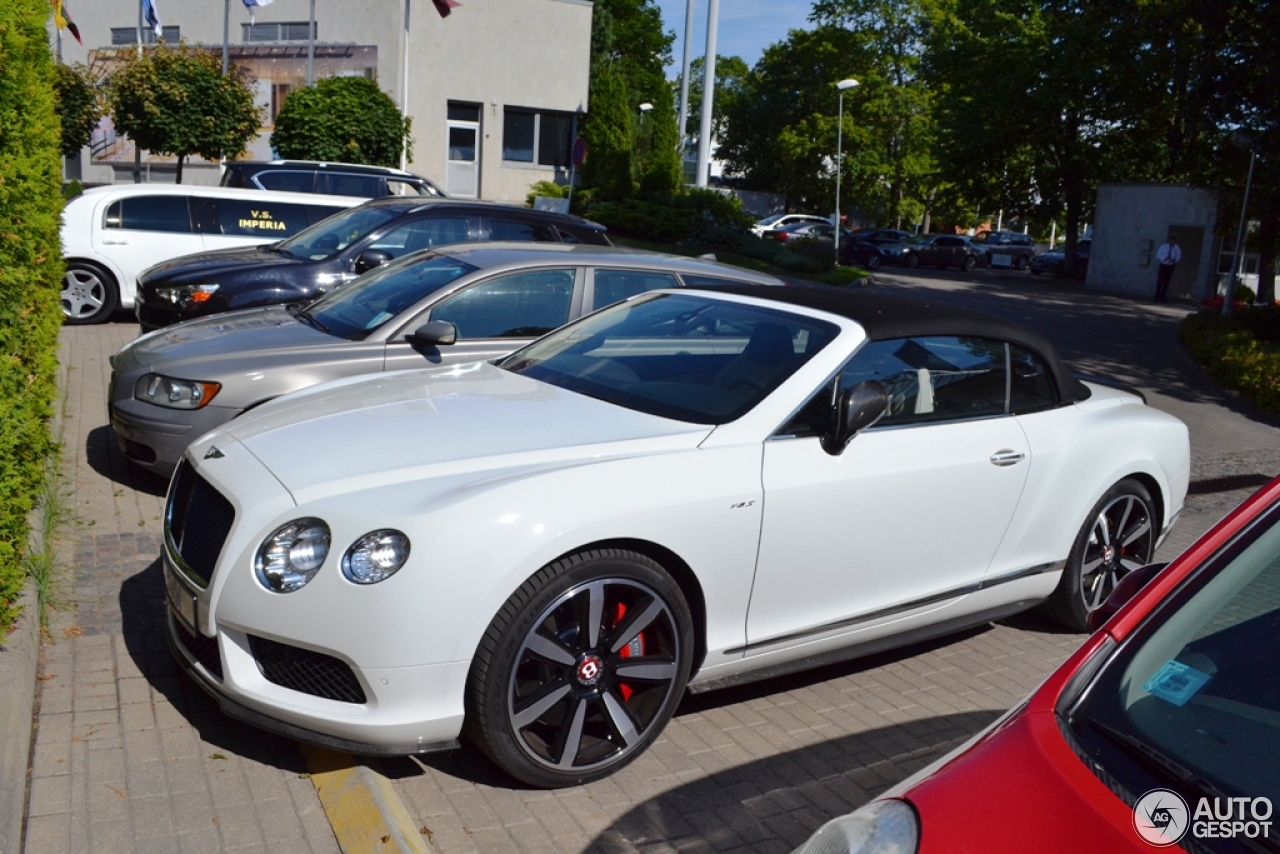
xmin=581 ymin=66 xmax=633 ymax=201
xmin=271 ymin=76 xmax=410 ymax=167
xmin=0 ymin=0 xmax=66 ymax=636
xmin=1180 ymin=309 xmax=1280 ymax=413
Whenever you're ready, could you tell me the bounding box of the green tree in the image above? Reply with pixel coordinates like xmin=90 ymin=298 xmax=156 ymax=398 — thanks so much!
xmin=0 ymin=0 xmax=64 ymax=636
xmin=636 ymin=80 xmax=682 ymax=195
xmin=582 ymin=66 xmax=634 ymax=200
xmin=53 ymin=62 xmax=101 ymax=158
xmin=678 ymin=54 xmax=750 ymax=143
xmin=591 ymin=0 xmax=674 ymax=104
xmin=107 ymin=42 xmax=260 ymax=182
xmin=270 ymin=76 xmax=411 ymax=167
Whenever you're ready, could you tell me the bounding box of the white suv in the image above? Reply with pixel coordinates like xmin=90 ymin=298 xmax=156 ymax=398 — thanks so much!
xmin=60 ymin=184 xmax=359 ymax=324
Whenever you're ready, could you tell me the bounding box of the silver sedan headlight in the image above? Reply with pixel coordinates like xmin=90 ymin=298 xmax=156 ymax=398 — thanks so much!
xmin=342 ymin=530 xmax=410 ymax=585
xmin=155 ymin=283 xmax=219 ymax=308
xmin=255 ymin=519 xmax=331 ymax=593
xmin=791 ymin=800 xmax=919 ymax=854
xmin=134 ymin=373 xmax=221 ymax=409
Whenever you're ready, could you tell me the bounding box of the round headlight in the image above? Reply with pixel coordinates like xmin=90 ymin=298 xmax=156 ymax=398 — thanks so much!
xmin=342 ymin=530 xmax=410 ymax=585
xmin=255 ymin=518 xmax=331 ymax=593
xmin=792 ymin=800 xmax=919 ymax=854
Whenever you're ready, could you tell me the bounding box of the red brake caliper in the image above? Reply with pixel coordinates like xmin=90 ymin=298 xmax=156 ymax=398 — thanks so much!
xmin=614 ymin=602 xmax=644 ymax=701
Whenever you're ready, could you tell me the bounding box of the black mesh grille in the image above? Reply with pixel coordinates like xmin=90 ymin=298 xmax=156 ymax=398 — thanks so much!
xmin=248 ymin=635 xmax=367 ymax=704
xmin=166 ymin=461 xmax=235 ymax=587
xmin=119 ymin=437 xmax=157 ymax=465
xmin=173 ymin=619 xmax=223 ymax=680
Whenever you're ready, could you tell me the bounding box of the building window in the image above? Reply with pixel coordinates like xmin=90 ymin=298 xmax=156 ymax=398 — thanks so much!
xmin=242 ymin=22 xmax=317 ymax=42
xmin=111 ymin=26 xmax=180 ymax=45
xmin=503 ymin=108 xmax=575 ymax=168
xmin=271 ymin=83 xmax=292 ymax=121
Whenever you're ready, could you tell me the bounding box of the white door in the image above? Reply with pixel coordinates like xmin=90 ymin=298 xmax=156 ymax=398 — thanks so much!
xmin=746 ymin=335 xmax=1031 ymax=650
xmin=93 ymin=194 xmax=204 ymax=305
xmin=445 ymin=121 xmax=480 ymax=198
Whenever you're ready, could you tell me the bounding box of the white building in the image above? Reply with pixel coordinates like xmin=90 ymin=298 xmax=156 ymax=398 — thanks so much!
xmin=52 ymin=0 xmax=593 ymax=202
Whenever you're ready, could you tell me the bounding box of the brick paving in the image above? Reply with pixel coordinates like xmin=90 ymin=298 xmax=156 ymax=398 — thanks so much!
xmin=26 ymin=271 xmax=1280 ymax=854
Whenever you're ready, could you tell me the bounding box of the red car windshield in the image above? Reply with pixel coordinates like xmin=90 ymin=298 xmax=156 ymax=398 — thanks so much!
xmin=1064 ymin=501 xmax=1280 ymax=849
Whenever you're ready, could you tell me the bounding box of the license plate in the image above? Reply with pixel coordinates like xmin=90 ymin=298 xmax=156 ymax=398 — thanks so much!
xmin=164 ymin=557 xmax=198 ymax=633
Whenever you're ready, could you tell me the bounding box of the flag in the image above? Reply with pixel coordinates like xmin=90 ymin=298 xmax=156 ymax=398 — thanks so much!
xmin=432 ymin=0 xmax=461 ymax=17
xmin=242 ymin=0 xmax=274 ymax=26
xmin=142 ymin=0 xmax=162 ymax=37
xmin=51 ymin=0 xmax=83 ymax=44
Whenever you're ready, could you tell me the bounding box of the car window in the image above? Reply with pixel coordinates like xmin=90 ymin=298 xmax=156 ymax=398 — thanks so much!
xmin=207 ymin=199 xmax=311 ymax=237
xmin=430 ymin=268 xmax=576 ymax=339
xmin=488 ymin=219 xmax=559 ymax=242
xmin=592 ymin=270 xmax=678 ymax=309
xmin=304 ymin=205 xmax=346 ymax=225
xmin=316 ymin=173 xmax=383 ymax=198
xmin=937 ymin=237 xmax=961 ymax=247
xmin=385 ymin=179 xmax=431 ymax=197
xmin=1009 ymin=345 xmax=1057 ymax=413
xmin=370 ymin=217 xmax=471 ymax=259
xmin=303 ymin=253 xmax=476 ymax=341
xmin=255 ymin=171 xmax=316 ymax=193
xmin=104 ymin=196 xmax=193 ymax=233
xmin=841 ymin=336 xmax=1007 ymax=426
xmin=277 ymin=206 xmax=401 ymax=260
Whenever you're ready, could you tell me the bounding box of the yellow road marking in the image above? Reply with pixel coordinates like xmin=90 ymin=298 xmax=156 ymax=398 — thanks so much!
xmin=302 ymin=746 xmax=429 ymax=854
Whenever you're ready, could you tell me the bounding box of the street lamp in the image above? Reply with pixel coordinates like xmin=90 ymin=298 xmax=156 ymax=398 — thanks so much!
xmin=834 ymin=79 xmax=859 ymax=264
xmin=1224 ymin=131 xmax=1259 ymax=318
xmin=639 ymin=103 xmax=654 ymax=113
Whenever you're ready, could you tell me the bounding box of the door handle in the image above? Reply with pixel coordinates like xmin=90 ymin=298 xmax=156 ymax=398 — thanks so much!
xmin=990 ymin=450 xmax=1025 ymax=467
xmin=101 ymin=239 xmax=130 ymax=245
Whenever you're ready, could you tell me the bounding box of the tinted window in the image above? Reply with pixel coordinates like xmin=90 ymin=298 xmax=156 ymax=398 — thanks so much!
xmin=593 ymin=270 xmax=678 ymax=309
xmin=255 ymin=171 xmax=316 ymax=193
xmin=210 ymin=199 xmax=310 ymax=237
xmin=503 ymin=110 xmax=535 ymax=162
xmin=937 ymin=237 xmax=962 ymax=247
xmin=316 ymin=173 xmax=383 ymax=198
xmin=431 ymin=269 xmax=576 ymax=339
xmin=840 ymin=336 xmax=1007 ymax=425
xmin=106 ymin=196 xmax=192 ymax=233
xmin=488 ymin=219 xmax=558 ymax=242
xmin=303 ymin=254 xmax=476 ymax=341
xmin=386 ymin=179 xmax=433 ymax=197
xmin=447 ymin=103 xmax=481 ymax=122
xmin=1009 ymin=345 xmax=1056 ymax=413
xmin=277 ymin=206 xmax=400 ymax=260
xmin=370 ymin=218 xmax=470 ymax=258
xmin=304 ymin=205 xmax=346 ymax=225
xmin=538 ymin=112 xmax=574 ymax=168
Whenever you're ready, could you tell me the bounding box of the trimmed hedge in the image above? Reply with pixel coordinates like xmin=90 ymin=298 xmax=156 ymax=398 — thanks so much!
xmin=0 ymin=0 xmax=65 ymax=636
xmin=1179 ymin=307 xmax=1280 ymax=413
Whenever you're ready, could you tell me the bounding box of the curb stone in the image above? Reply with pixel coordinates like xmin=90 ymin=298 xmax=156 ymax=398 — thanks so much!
xmin=302 ymin=747 xmax=429 ymax=854
xmin=0 ymin=585 xmax=39 ymax=854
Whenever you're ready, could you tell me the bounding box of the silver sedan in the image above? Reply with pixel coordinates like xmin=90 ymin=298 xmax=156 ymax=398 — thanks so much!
xmin=108 ymin=244 xmax=784 ymax=475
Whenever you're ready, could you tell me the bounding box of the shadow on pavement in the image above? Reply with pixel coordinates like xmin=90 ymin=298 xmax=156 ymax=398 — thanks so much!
xmin=86 ymin=424 xmax=169 ymax=497
xmin=583 ymin=709 xmax=1002 ymax=853
xmin=118 ymin=555 xmax=310 ymax=774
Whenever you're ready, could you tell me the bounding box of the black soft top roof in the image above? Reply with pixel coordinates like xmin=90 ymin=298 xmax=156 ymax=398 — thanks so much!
xmin=706 ymin=284 xmax=1089 ymax=403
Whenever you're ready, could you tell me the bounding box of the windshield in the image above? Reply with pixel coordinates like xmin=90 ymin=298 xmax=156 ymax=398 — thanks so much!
xmin=276 ymin=206 xmax=401 ymax=260
xmin=757 ymin=214 xmax=784 ymax=226
xmin=1067 ymin=501 xmax=1280 ymax=837
xmin=498 ymin=292 xmax=839 ymax=424
xmin=300 ymin=253 xmax=476 ymax=340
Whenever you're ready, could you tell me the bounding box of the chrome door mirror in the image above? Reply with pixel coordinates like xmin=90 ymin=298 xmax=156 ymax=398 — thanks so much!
xmin=822 ymin=380 xmax=888 ymax=455
xmin=1087 ymin=562 xmax=1168 ymax=629
xmin=405 ymin=320 xmax=457 ymax=348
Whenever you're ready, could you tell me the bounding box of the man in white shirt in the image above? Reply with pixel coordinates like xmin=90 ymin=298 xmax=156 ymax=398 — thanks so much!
xmin=1154 ymin=236 xmax=1181 ymax=302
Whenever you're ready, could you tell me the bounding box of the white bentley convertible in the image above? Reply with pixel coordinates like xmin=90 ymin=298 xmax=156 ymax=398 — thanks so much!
xmin=162 ymin=286 xmax=1190 ymax=787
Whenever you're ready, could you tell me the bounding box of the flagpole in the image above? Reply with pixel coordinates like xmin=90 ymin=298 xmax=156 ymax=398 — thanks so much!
xmin=676 ymin=0 xmax=694 ymax=155
xmin=400 ymin=0 xmax=410 ymax=171
xmin=307 ymin=0 xmax=315 ymax=85
xmin=695 ymin=0 xmax=718 ymax=187
xmin=222 ymin=0 xmax=229 ymax=74
xmin=134 ymin=0 xmax=143 ymax=183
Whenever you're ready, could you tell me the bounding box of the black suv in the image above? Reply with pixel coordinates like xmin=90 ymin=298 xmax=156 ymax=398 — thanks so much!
xmin=977 ymin=230 xmax=1036 ymax=270
xmin=136 ymin=198 xmax=610 ymax=330
xmin=220 ymin=160 xmax=445 ymax=199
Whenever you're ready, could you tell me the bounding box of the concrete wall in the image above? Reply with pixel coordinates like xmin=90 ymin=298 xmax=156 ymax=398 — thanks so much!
xmin=53 ymin=0 xmax=592 ymax=202
xmin=1086 ymin=183 xmax=1219 ymax=300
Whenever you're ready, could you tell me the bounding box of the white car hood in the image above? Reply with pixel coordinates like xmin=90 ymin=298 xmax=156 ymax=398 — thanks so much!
xmin=222 ymin=361 xmax=713 ymax=499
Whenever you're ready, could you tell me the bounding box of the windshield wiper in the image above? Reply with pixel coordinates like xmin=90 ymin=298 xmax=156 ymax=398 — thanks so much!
xmin=294 ymin=307 xmax=329 ymax=333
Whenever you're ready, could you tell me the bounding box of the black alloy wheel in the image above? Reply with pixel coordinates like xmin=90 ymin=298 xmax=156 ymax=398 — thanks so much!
xmin=905 ymin=252 xmax=920 ymax=268
xmin=865 ymin=253 xmax=882 ymax=271
xmin=466 ymin=549 xmax=693 ymax=787
xmin=1046 ymin=478 xmax=1157 ymax=631
xmin=1015 ymin=255 xmax=1030 ymax=271
xmin=962 ymin=254 xmax=977 ymax=272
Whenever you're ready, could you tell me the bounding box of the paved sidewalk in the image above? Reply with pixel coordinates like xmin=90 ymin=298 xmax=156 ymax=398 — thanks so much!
xmin=24 ymin=320 xmax=340 ymax=854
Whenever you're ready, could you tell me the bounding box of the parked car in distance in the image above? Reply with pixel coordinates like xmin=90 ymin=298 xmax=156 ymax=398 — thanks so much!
xmin=1030 ymin=239 xmax=1091 ymax=276
xmin=220 ymin=160 xmax=446 ymax=199
xmin=134 ymin=198 xmax=611 ymax=331
xmin=752 ymin=213 xmax=829 ymax=237
xmin=848 ymin=228 xmax=915 ymax=246
xmin=766 ymin=221 xmax=839 ymax=244
xmin=792 ymin=474 xmax=1280 ymax=854
xmin=882 ymin=234 xmax=988 ymax=271
xmin=839 ymin=237 xmax=886 ymax=271
xmin=60 ymin=185 xmax=360 ymax=325
xmin=978 ymin=230 xmax=1037 ymax=270
xmin=111 ymin=245 xmax=782 ymax=476
xmin=161 ymin=284 xmax=1187 ymax=789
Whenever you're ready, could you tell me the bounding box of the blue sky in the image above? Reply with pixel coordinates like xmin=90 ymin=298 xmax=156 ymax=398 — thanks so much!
xmin=651 ymin=0 xmax=814 ymax=76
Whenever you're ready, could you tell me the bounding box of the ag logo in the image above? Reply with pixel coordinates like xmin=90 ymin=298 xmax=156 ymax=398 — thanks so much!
xmin=1134 ymin=789 xmax=1189 ymax=846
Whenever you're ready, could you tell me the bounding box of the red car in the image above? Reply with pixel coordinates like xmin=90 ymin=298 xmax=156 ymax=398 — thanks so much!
xmin=793 ymin=476 xmax=1280 ymax=854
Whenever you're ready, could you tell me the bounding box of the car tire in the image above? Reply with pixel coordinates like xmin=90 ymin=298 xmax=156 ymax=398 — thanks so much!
xmin=905 ymin=253 xmax=919 ymax=269
xmin=1045 ymin=478 xmax=1157 ymax=631
xmin=865 ymin=254 xmax=882 ymax=271
xmin=1015 ymin=255 xmax=1029 ymax=271
xmin=465 ymin=548 xmax=694 ymax=788
xmin=962 ymin=255 xmax=977 ymax=272
xmin=62 ymin=261 xmax=119 ymax=325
